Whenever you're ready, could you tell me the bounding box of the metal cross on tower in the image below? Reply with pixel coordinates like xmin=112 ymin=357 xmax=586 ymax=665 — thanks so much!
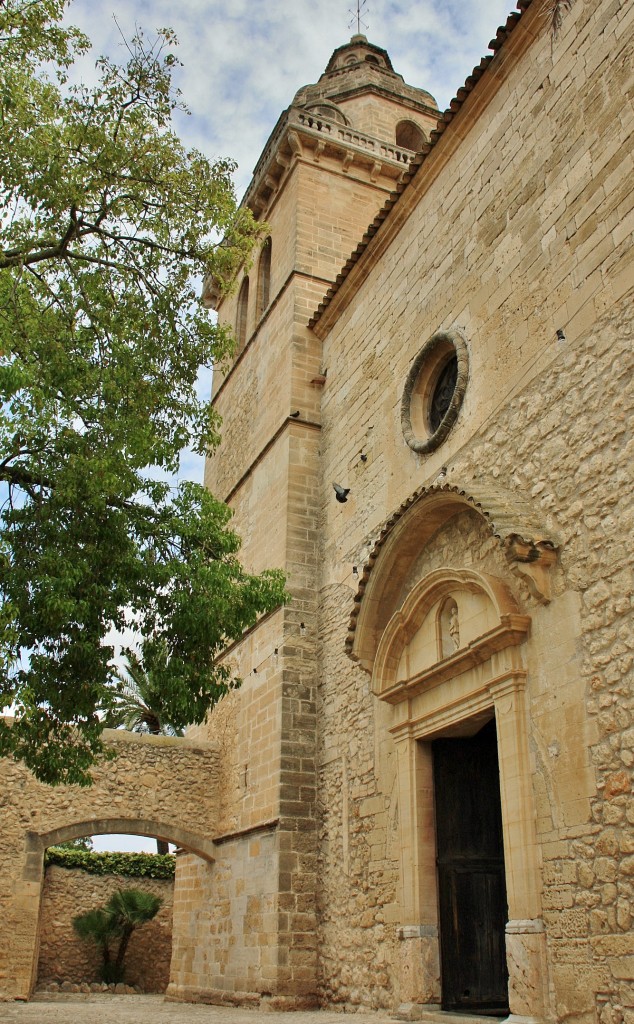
xmin=348 ymin=0 xmax=369 ymax=34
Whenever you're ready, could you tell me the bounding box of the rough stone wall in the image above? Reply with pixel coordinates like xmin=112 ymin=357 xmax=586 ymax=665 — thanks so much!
xmin=0 ymin=729 xmax=219 ymax=1000
xmin=313 ymin=0 xmax=634 ymax=1018
xmin=36 ymin=867 xmax=173 ymax=992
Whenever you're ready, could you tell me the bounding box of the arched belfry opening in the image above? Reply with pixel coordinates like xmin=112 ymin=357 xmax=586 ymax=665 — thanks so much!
xmin=395 ymin=118 xmax=426 ymax=151
xmin=236 ymin=276 xmax=249 ymax=351
xmin=347 ymin=485 xmax=557 ymax=1019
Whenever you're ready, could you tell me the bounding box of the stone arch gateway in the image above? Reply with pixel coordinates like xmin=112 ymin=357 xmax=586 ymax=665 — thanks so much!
xmin=1 ymin=729 xmax=220 ymax=1000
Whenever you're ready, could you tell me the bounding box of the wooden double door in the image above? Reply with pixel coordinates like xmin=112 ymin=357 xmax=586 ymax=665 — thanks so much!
xmin=432 ymin=719 xmax=509 ymax=1015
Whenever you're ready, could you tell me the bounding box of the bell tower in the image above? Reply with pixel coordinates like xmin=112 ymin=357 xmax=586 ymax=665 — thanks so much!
xmin=170 ymin=41 xmax=439 ymax=1007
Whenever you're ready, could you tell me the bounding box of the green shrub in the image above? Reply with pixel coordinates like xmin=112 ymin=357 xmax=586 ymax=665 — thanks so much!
xmin=45 ymin=848 xmax=175 ymax=879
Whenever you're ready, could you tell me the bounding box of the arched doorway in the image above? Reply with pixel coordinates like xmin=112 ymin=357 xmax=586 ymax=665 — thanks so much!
xmin=347 ymin=486 xmax=558 ymax=1021
xmin=19 ymin=818 xmax=215 ymax=1000
xmin=37 ymin=828 xmax=177 ymax=995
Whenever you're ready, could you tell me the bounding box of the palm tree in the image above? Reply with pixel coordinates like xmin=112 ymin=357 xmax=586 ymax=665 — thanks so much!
xmin=105 ymin=652 xmax=182 ymax=856
xmin=106 ymin=651 xmax=183 ymax=738
xmin=107 ymin=889 xmax=162 ymax=977
xmin=72 ymin=907 xmax=123 ymax=983
xmin=73 ymin=887 xmax=162 ymax=985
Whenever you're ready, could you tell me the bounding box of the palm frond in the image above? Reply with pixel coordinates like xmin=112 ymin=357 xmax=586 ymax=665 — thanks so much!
xmin=73 ymin=908 xmax=120 ymax=948
xmin=104 ymin=651 xmax=183 ymax=736
xmin=543 ymin=0 xmax=575 ymax=37
xmin=106 ymin=887 xmax=162 ymax=926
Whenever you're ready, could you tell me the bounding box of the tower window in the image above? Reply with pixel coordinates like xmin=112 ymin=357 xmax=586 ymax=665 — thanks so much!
xmin=256 ymin=238 xmax=272 ymax=319
xmin=396 ymin=119 xmax=426 ymax=152
xmin=236 ymin=276 xmax=249 ymax=352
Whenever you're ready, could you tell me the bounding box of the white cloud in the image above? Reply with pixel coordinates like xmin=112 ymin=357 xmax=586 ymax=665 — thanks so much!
xmin=60 ymin=0 xmax=516 ymax=483
xmin=65 ymin=0 xmax=516 ymax=197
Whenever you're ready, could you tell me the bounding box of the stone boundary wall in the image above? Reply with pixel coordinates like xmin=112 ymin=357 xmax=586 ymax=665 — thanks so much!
xmin=0 ymin=727 xmax=219 ymax=1000
xmin=36 ymin=865 xmax=174 ymax=993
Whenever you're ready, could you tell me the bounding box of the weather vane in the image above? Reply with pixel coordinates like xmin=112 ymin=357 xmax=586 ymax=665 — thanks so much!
xmin=348 ymin=0 xmax=369 ymax=34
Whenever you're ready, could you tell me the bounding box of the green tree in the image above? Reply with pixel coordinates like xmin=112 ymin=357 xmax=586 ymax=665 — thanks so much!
xmin=73 ymin=887 xmax=162 ymax=984
xmin=51 ymin=835 xmax=94 ymax=851
xmin=0 ymin=0 xmax=287 ymax=785
xmin=72 ymin=906 xmax=121 ymax=982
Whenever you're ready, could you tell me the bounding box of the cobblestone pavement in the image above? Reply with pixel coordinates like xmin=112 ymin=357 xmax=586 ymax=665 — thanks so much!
xmin=1 ymin=996 xmax=396 ymax=1024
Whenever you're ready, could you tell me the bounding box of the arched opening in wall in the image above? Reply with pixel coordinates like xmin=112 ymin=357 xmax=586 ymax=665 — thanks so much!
xmin=236 ymin=276 xmax=249 ymax=352
xmin=371 ymin=564 xmax=535 ymax=1017
xmin=27 ymin=819 xmax=214 ymax=1000
xmin=349 ymin=487 xmax=557 ymax=1019
xmin=256 ymin=237 xmax=272 ymax=319
xmin=395 ymin=119 xmax=426 ymax=151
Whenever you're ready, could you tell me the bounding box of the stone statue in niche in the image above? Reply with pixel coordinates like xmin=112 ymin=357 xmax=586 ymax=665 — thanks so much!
xmin=438 ymin=597 xmax=460 ymax=660
xmin=449 ymin=604 xmax=460 ymax=651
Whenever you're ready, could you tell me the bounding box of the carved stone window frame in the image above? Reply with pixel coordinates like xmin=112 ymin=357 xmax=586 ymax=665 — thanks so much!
xmin=400 ymin=328 xmax=469 ymax=454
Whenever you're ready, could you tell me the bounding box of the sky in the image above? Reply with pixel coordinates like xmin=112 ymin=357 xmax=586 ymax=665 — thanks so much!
xmin=61 ymin=0 xmax=515 ymax=854
xmin=61 ymin=0 xmax=514 ymax=495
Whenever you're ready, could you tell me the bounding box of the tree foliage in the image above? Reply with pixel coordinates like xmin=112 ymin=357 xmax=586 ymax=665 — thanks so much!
xmin=0 ymin=0 xmax=287 ymax=784
xmin=50 ymin=835 xmax=94 ymax=852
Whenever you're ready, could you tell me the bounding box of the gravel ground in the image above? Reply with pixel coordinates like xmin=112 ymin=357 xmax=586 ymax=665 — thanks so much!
xmin=0 ymin=996 xmax=396 ymax=1024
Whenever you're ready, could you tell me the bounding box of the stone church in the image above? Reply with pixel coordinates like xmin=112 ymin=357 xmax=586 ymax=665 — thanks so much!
xmin=1 ymin=0 xmax=632 ymax=1020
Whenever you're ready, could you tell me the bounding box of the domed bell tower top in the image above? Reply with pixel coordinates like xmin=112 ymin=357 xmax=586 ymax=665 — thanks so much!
xmin=292 ymin=34 xmax=438 ymax=143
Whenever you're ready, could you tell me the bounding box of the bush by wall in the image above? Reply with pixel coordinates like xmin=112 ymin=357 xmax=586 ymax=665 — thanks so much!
xmin=37 ymin=866 xmax=174 ymax=992
xmin=44 ymin=848 xmax=175 ymax=879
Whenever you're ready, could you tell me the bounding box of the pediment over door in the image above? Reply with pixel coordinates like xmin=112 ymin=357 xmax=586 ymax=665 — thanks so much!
xmin=347 ymin=483 xmax=559 ymax=673
xmin=372 ymin=567 xmax=530 ymax=704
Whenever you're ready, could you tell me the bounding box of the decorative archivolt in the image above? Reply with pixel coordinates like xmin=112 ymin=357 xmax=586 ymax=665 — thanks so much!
xmin=347 ymin=483 xmax=559 ymax=673
xmin=372 ymin=567 xmax=530 ymax=703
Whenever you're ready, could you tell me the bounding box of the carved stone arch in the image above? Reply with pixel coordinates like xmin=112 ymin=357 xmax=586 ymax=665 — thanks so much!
xmin=348 ymin=487 xmax=552 ymax=1020
xmin=33 ymin=818 xmax=216 ymax=863
xmin=347 ymin=483 xmax=560 ymax=671
xmin=372 ymin=567 xmax=524 ymax=698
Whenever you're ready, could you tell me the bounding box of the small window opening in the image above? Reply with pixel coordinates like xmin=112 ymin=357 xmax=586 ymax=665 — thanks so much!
xmin=395 ymin=119 xmax=426 ymax=151
xmin=429 ymin=355 xmax=458 ymax=433
xmin=257 ymin=238 xmax=272 ymax=318
xmin=236 ymin=277 xmax=249 ymax=352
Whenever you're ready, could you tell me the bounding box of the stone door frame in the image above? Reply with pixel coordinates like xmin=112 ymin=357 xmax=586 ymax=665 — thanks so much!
xmin=390 ymin=666 xmax=548 ymax=1022
xmin=370 ymin=567 xmax=549 ymax=1022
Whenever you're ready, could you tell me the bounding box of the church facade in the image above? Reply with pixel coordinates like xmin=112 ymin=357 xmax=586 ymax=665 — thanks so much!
xmin=178 ymin=0 xmax=634 ymax=1019
xmin=1 ymin=0 xmax=632 ymax=1020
